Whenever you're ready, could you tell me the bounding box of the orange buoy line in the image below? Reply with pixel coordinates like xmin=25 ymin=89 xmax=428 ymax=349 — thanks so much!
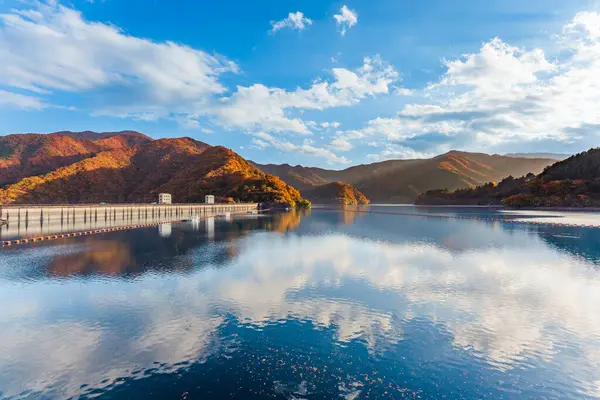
xmin=1 ymin=209 xmax=258 ymax=247
xmin=316 ymin=208 xmax=600 ymax=229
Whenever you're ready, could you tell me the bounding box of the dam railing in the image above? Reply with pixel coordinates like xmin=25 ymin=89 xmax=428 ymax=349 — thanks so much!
xmin=0 ymin=203 xmax=258 ymax=242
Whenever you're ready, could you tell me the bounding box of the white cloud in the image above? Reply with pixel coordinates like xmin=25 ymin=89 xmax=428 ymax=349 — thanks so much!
xmin=271 ymin=12 xmax=312 ymax=33
xmin=174 ymin=115 xmax=199 ymax=129
xmin=367 ymin=145 xmax=433 ymax=161
xmin=320 ymin=121 xmax=341 ymax=129
xmin=344 ymin=11 xmax=600 ymax=156
xmin=333 ymin=5 xmax=358 ymax=36
xmin=251 ymin=132 xmax=350 ymax=164
xmin=436 ymin=38 xmax=555 ymax=91
xmin=0 ymin=90 xmax=46 ymax=109
xmin=564 ymin=11 xmax=600 ymax=41
xmin=211 ymin=56 xmax=398 ymax=134
xmin=362 ymin=117 xmax=423 ymax=141
xmin=8 ymin=2 xmax=600 ymax=162
xmin=328 ymin=137 xmax=353 ymax=151
xmin=328 ymin=117 xmax=431 ymax=158
xmin=0 ymin=1 xmax=237 ymax=115
xmin=0 ymin=1 xmax=403 ymax=164
xmin=394 ymin=87 xmax=414 ymax=96
xmin=212 ymin=84 xmax=313 ymax=134
xmin=251 ymin=138 xmax=269 ymax=149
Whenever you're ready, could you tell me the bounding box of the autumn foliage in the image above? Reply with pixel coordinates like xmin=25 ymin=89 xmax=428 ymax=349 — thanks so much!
xmin=302 ymin=182 xmax=370 ymax=205
xmin=0 ymin=131 xmax=304 ymax=206
xmin=258 ymin=151 xmax=555 ymax=203
xmin=416 ymin=148 xmax=600 ymax=208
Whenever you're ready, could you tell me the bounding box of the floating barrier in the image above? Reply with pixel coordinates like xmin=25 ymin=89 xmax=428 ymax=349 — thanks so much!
xmin=317 ymin=208 xmax=600 ymax=229
xmin=1 ymin=219 xmax=186 ymax=247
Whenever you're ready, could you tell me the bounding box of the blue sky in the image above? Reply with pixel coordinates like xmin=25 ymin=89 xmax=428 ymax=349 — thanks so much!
xmin=0 ymin=0 xmax=599 ymax=168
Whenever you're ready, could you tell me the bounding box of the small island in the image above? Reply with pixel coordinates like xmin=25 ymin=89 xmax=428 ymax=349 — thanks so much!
xmin=302 ymin=182 xmax=370 ymax=206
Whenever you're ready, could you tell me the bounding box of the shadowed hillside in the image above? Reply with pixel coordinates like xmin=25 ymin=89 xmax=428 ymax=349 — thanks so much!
xmin=0 ymin=132 xmax=303 ymax=206
xmin=416 ymin=148 xmax=600 ymax=207
xmin=257 ymin=151 xmax=555 ymax=203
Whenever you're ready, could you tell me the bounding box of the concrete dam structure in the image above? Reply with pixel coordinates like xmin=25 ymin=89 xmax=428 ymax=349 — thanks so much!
xmin=0 ymin=203 xmax=258 ymax=241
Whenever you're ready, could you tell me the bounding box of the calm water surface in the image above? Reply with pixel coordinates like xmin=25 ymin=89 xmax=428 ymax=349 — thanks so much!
xmin=1 ymin=207 xmax=600 ymax=399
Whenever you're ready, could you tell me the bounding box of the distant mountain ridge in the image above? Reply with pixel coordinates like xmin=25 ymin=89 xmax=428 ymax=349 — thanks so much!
xmin=416 ymin=148 xmax=600 ymax=207
xmin=0 ymin=131 xmax=303 ymax=206
xmin=52 ymin=130 xmax=153 ymax=143
xmin=504 ymin=152 xmax=571 ymax=161
xmin=257 ymin=151 xmax=556 ymax=203
xmin=0 ymin=130 xmax=560 ymax=205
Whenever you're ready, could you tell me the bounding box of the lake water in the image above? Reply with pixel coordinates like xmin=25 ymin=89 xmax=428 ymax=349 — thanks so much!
xmin=2 ymin=206 xmax=600 ymax=399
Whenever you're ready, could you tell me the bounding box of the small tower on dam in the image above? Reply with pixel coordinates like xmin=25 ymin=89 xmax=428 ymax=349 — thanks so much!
xmin=158 ymin=193 xmax=172 ymax=204
xmin=205 ymin=195 xmax=215 ymax=204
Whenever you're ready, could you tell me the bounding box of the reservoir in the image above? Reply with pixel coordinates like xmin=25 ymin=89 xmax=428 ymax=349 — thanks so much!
xmin=1 ymin=206 xmax=600 ymax=399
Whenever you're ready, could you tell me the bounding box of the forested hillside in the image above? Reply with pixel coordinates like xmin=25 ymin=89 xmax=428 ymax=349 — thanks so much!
xmin=416 ymin=148 xmax=600 ymax=207
xmin=0 ymin=131 xmax=304 ymax=206
xmin=301 ymin=182 xmax=369 ymax=205
xmin=257 ymin=151 xmax=555 ymax=203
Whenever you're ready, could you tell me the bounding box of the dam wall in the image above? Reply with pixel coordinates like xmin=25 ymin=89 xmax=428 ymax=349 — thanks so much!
xmin=0 ymin=203 xmax=258 ymax=224
xmin=0 ymin=203 xmax=258 ymax=241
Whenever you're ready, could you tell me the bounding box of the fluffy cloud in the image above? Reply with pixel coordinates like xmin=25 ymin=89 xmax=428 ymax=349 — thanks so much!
xmin=7 ymin=1 xmax=600 ymax=165
xmin=0 ymin=1 xmax=237 ymax=115
xmin=0 ymin=1 xmax=400 ymax=165
xmin=436 ymin=38 xmax=555 ymax=90
xmin=367 ymin=145 xmax=433 ymax=161
xmin=328 ymin=117 xmax=436 ymax=159
xmin=344 ymin=11 xmax=600 ymax=159
xmin=328 ymin=137 xmax=353 ymax=151
xmin=564 ymin=11 xmax=600 ymax=41
xmin=210 ymin=56 xmax=398 ymax=135
xmin=320 ymin=121 xmax=341 ymax=129
xmin=251 ymin=132 xmax=350 ymax=164
xmin=333 ymin=5 xmax=358 ymax=36
xmin=0 ymin=90 xmax=46 ymax=109
xmin=271 ymin=12 xmax=312 ymax=33
xmin=251 ymin=138 xmax=270 ymax=149
xmin=212 ymin=84 xmax=312 ymax=134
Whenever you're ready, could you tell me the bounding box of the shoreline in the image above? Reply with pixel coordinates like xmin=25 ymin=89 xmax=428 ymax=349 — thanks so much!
xmin=506 ymin=206 xmax=600 ymax=212
xmin=313 ymin=203 xmax=600 ymax=212
xmin=333 ymin=204 xmax=600 ymax=212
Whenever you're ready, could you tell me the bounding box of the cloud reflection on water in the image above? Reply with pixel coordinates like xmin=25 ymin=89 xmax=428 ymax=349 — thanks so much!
xmin=1 ymin=212 xmax=600 ymax=397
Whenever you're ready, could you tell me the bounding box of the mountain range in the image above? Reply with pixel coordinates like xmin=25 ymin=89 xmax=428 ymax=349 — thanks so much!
xmin=257 ymin=151 xmax=556 ymax=203
xmin=416 ymin=148 xmax=600 ymax=207
xmin=504 ymin=153 xmax=571 ymax=161
xmin=0 ymin=130 xmax=559 ymax=205
xmin=0 ymin=131 xmax=303 ymax=206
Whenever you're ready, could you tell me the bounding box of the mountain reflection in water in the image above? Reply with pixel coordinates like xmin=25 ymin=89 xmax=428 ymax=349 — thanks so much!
xmin=40 ymin=212 xmax=311 ymax=278
xmin=1 ymin=207 xmax=600 ymax=399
